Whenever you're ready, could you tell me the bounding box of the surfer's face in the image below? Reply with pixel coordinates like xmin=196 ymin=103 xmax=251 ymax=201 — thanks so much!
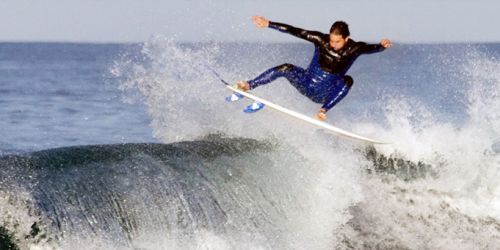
xmin=329 ymin=34 xmax=348 ymax=51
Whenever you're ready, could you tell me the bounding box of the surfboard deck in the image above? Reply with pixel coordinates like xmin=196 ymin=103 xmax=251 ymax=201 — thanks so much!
xmin=226 ymin=85 xmax=391 ymax=144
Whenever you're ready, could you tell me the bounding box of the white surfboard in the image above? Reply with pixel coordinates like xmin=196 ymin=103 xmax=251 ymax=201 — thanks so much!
xmin=227 ymin=85 xmax=390 ymax=144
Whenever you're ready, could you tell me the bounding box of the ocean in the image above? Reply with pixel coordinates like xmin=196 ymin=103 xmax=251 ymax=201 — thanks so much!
xmin=1 ymin=40 xmax=500 ymax=249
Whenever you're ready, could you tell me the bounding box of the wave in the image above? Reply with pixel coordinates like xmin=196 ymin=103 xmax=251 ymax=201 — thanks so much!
xmin=2 ymin=135 xmax=364 ymax=249
xmin=1 ymin=135 xmax=275 ymax=248
xmin=363 ymin=145 xmax=438 ymax=181
xmin=5 ymin=39 xmax=500 ymax=249
xmin=2 ymin=135 xmax=264 ymax=170
xmin=1 ymin=132 xmax=477 ymax=250
xmin=0 ymin=226 xmax=19 ymax=250
xmin=107 ymin=38 xmax=500 ymax=249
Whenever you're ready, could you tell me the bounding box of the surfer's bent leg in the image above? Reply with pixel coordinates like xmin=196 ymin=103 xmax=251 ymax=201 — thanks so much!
xmin=321 ymin=76 xmax=353 ymax=112
xmin=247 ymin=64 xmax=306 ymax=89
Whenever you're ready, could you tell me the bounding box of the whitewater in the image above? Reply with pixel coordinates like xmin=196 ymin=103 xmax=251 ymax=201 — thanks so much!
xmin=1 ymin=40 xmax=500 ymax=249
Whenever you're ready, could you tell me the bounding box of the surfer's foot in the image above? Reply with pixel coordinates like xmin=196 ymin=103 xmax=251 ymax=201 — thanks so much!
xmin=315 ymin=108 xmax=327 ymax=121
xmin=236 ymin=81 xmax=250 ymax=91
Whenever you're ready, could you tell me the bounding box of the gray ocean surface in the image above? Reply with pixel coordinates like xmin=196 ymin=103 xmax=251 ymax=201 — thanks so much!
xmin=1 ymin=41 xmax=500 ymax=249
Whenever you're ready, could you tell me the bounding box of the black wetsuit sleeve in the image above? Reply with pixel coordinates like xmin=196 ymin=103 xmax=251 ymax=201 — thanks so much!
xmin=356 ymin=42 xmax=385 ymax=54
xmin=268 ymin=21 xmax=324 ymax=45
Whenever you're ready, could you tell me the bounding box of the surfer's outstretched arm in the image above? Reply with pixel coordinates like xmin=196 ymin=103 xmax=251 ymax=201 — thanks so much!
xmin=356 ymin=39 xmax=392 ymax=55
xmin=252 ymin=16 xmax=324 ymax=45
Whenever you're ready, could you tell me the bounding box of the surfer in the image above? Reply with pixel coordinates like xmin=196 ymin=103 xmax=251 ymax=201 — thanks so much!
xmin=236 ymin=16 xmax=392 ymax=120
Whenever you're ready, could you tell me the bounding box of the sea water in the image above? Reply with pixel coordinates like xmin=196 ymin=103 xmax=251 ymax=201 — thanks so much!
xmin=1 ymin=40 xmax=500 ymax=249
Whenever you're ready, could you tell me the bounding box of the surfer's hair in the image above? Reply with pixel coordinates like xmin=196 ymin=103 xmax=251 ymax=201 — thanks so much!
xmin=330 ymin=21 xmax=350 ymax=38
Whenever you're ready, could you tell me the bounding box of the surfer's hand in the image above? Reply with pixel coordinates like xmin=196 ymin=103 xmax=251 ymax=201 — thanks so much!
xmin=252 ymin=16 xmax=269 ymax=28
xmin=315 ymin=109 xmax=327 ymax=121
xmin=380 ymin=39 xmax=392 ymax=48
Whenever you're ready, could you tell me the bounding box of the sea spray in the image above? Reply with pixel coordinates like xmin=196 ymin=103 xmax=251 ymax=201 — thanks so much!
xmin=334 ymin=46 xmax=500 ymax=249
xmin=110 ymin=37 xmax=367 ymax=249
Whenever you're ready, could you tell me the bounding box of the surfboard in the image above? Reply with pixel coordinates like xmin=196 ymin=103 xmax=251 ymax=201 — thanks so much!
xmin=226 ymin=85 xmax=391 ymax=144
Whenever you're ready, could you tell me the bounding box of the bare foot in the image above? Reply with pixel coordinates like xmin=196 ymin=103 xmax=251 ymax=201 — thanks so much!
xmin=315 ymin=109 xmax=327 ymax=121
xmin=315 ymin=112 xmax=327 ymax=121
xmin=236 ymin=81 xmax=250 ymax=91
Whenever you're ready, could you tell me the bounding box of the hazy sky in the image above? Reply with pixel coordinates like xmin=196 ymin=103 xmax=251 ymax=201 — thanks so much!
xmin=1 ymin=0 xmax=499 ymax=43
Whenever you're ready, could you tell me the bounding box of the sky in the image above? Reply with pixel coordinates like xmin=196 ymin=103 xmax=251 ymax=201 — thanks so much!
xmin=0 ymin=0 xmax=499 ymax=43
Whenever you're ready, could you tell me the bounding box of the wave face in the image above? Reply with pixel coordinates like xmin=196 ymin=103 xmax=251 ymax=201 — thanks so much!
xmin=3 ymin=139 xmax=500 ymax=250
xmin=1 ymin=136 xmax=361 ymax=249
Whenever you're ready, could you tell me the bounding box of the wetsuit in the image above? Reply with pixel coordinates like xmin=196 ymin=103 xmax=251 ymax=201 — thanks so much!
xmin=248 ymin=21 xmax=386 ymax=112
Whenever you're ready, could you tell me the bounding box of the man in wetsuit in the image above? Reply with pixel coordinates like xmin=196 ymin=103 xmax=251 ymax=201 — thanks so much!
xmin=236 ymin=16 xmax=392 ymax=120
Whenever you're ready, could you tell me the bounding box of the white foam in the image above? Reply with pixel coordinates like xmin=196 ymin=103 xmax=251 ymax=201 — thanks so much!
xmin=111 ymin=39 xmax=500 ymax=248
xmin=111 ymin=36 xmax=367 ymax=249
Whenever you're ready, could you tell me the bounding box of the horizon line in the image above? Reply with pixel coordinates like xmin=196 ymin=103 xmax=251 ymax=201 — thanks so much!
xmin=1 ymin=40 xmax=500 ymax=46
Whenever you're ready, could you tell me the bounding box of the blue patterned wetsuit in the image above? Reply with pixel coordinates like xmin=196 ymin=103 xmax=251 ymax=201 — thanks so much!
xmin=247 ymin=21 xmax=386 ymax=112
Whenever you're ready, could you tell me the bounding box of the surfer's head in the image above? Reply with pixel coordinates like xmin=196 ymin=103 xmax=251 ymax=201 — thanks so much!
xmin=329 ymin=21 xmax=350 ymax=51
